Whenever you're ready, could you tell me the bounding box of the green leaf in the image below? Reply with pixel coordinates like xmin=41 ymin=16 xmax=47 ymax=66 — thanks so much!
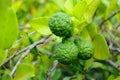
xmin=12 ymin=0 xmax=22 ymax=12
xmin=14 ymin=63 xmax=34 ymax=80
xmin=84 ymin=58 xmax=94 ymax=70
xmin=64 ymin=0 xmax=79 ymax=15
xmin=84 ymin=0 xmax=100 ymax=23
xmin=84 ymin=0 xmax=93 ymax=5
xmin=80 ymin=27 xmax=91 ymax=41
xmin=64 ymin=0 xmax=74 ymax=15
xmin=73 ymin=1 xmax=87 ymax=20
xmin=86 ymin=23 xmax=98 ymax=39
xmin=2 ymin=74 xmax=13 ymax=80
xmin=91 ymin=62 xmax=105 ymax=69
xmin=93 ymin=34 xmax=110 ymax=60
xmin=116 ymin=54 xmax=120 ymax=66
xmin=52 ymin=69 xmax=62 ymax=80
xmin=0 ymin=2 xmax=18 ymax=49
xmin=114 ymin=76 xmax=120 ymax=80
xmin=36 ymin=68 xmax=46 ymax=80
xmin=30 ymin=17 xmax=51 ymax=35
xmin=63 ymin=77 xmax=70 ymax=80
xmin=75 ymin=19 xmax=87 ymax=33
xmin=108 ymin=75 xmax=116 ymax=80
xmin=52 ymin=0 xmax=66 ymax=10
xmin=0 ymin=49 xmax=7 ymax=66
xmin=0 ymin=0 xmax=12 ymax=11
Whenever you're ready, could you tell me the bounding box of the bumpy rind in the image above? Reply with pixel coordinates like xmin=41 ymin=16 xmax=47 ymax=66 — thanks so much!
xmin=48 ymin=12 xmax=73 ymax=37
xmin=75 ymin=36 xmax=94 ymax=60
xmin=54 ymin=37 xmax=78 ymax=64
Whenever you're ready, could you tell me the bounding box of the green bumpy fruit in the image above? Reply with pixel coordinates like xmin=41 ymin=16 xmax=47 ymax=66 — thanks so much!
xmin=54 ymin=37 xmax=78 ymax=64
xmin=75 ymin=36 xmax=94 ymax=60
xmin=48 ymin=12 xmax=73 ymax=37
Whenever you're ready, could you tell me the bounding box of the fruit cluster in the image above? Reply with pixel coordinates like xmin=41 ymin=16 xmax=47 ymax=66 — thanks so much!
xmin=48 ymin=12 xmax=94 ymax=64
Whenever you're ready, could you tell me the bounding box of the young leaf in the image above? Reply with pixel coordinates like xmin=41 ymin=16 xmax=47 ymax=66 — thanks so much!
xmin=84 ymin=0 xmax=93 ymax=5
xmin=91 ymin=62 xmax=105 ymax=69
xmin=14 ymin=63 xmax=34 ymax=80
xmin=52 ymin=0 xmax=66 ymax=10
xmin=52 ymin=69 xmax=62 ymax=80
xmin=0 ymin=1 xmax=18 ymax=49
xmin=0 ymin=0 xmax=12 ymax=11
xmin=2 ymin=74 xmax=13 ymax=80
xmin=73 ymin=1 xmax=87 ymax=20
xmin=80 ymin=27 xmax=92 ymax=41
xmin=84 ymin=0 xmax=100 ymax=23
xmin=75 ymin=19 xmax=87 ymax=33
xmin=93 ymin=34 xmax=111 ymax=60
xmin=0 ymin=49 xmax=7 ymax=66
xmin=30 ymin=17 xmax=51 ymax=35
xmin=86 ymin=23 xmax=97 ymax=39
xmin=84 ymin=58 xmax=94 ymax=70
xmin=114 ymin=76 xmax=120 ymax=80
xmin=64 ymin=0 xmax=74 ymax=15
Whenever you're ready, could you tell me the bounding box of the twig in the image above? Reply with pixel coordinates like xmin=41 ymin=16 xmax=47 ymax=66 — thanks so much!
xmin=2 ymin=35 xmax=51 ymax=66
xmin=112 ymin=22 xmax=120 ymax=37
xmin=106 ymin=60 xmax=120 ymax=71
xmin=109 ymin=47 xmax=120 ymax=53
xmin=106 ymin=32 xmax=120 ymax=48
xmin=100 ymin=9 xmax=120 ymax=28
xmin=47 ymin=60 xmax=59 ymax=80
xmin=10 ymin=49 xmax=31 ymax=76
xmin=19 ymin=26 xmax=31 ymax=30
xmin=1 ymin=47 xmax=28 ymax=66
xmin=115 ymin=22 xmax=120 ymax=30
xmin=10 ymin=35 xmax=51 ymax=76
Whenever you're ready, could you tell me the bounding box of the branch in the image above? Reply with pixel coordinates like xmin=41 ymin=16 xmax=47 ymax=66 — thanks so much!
xmin=2 ymin=35 xmax=51 ymax=66
xmin=47 ymin=60 xmax=59 ymax=80
xmin=109 ymin=46 xmax=120 ymax=53
xmin=100 ymin=9 xmax=120 ymax=28
xmin=2 ymin=47 xmax=28 ymax=66
xmin=106 ymin=60 xmax=120 ymax=71
xmin=10 ymin=35 xmax=51 ymax=76
xmin=10 ymin=49 xmax=31 ymax=76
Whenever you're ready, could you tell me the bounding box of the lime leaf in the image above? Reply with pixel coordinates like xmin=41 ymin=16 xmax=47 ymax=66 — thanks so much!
xmin=73 ymin=1 xmax=87 ymax=20
xmin=75 ymin=19 xmax=87 ymax=33
xmin=86 ymin=23 xmax=97 ymax=39
xmin=84 ymin=0 xmax=100 ymax=23
xmin=80 ymin=27 xmax=91 ymax=41
xmin=14 ymin=63 xmax=34 ymax=80
xmin=52 ymin=69 xmax=62 ymax=80
xmin=84 ymin=0 xmax=93 ymax=5
xmin=91 ymin=62 xmax=105 ymax=69
xmin=2 ymin=74 xmax=13 ymax=80
xmin=84 ymin=58 xmax=94 ymax=70
xmin=93 ymin=34 xmax=110 ymax=60
xmin=114 ymin=76 xmax=120 ymax=80
xmin=108 ymin=75 xmax=116 ymax=80
xmin=64 ymin=0 xmax=74 ymax=15
xmin=0 ymin=0 xmax=12 ymax=11
xmin=12 ymin=0 xmax=22 ymax=12
xmin=0 ymin=49 xmax=7 ymax=66
xmin=52 ymin=0 xmax=66 ymax=10
xmin=0 ymin=1 xmax=18 ymax=49
xmin=30 ymin=17 xmax=51 ymax=35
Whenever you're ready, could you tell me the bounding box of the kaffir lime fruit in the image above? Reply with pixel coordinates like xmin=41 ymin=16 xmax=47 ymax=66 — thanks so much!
xmin=54 ymin=37 xmax=78 ymax=64
xmin=48 ymin=12 xmax=73 ymax=37
xmin=75 ymin=36 xmax=94 ymax=60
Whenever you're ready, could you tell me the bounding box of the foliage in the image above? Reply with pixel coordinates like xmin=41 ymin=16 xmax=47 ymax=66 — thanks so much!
xmin=0 ymin=0 xmax=120 ymax=80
